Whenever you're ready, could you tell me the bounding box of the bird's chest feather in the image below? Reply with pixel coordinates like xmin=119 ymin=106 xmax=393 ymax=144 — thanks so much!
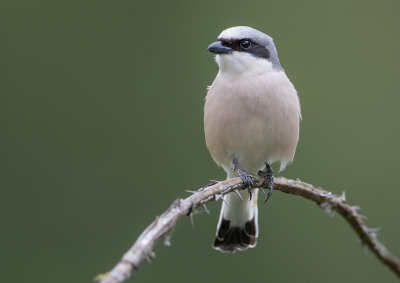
xmin=204 ymin=71 xmax=300 ymax=171
xmin=205 ymin=73 xmax=287 ymax=140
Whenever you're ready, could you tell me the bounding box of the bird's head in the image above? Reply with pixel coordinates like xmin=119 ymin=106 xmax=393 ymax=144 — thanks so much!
xmin=207 ymin=26 xmax=282 ymax=75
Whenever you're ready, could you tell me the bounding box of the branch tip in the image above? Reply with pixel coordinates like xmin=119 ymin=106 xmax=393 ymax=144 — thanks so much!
xmin=234 ymin=190 xmax=243 ymax=200
xmin=202 ymin=204 xmax=210 ymax=214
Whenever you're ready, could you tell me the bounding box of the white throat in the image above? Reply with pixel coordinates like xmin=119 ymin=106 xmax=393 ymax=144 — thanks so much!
xmin=215 ymin=52 xmax=274 ymax=77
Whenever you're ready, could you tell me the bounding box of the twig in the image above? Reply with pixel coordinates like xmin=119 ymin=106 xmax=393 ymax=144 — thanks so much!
xmin=97 ymin=177 xmax=400 ymax=282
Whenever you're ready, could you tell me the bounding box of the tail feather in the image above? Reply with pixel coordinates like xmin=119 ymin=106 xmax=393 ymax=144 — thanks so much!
xmin=213 ymin=217 xmax=257 ymax=252
xmin=213 ymin=189 xmax=258 ymax=253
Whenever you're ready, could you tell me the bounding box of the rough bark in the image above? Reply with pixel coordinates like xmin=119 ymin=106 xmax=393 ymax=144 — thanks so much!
xmin=97 ymin=177 xmax=400 ymax=282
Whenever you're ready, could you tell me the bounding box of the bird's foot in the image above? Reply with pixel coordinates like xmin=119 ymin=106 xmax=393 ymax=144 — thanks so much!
xmin=231 ymin=159 xmax=254 ymax=200
xmin=258 ymin=164 xmax=274 ymax=203
xmin=236 ymin=167 xmax=254 ymax=199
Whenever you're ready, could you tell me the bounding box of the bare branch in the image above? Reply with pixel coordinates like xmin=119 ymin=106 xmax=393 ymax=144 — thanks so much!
xmin=97 ymin=177 xmax=400 ymax=282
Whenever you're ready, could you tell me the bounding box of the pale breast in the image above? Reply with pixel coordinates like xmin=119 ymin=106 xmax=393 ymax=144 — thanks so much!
xmin=204 ymin=70 xmax=300 ymax=173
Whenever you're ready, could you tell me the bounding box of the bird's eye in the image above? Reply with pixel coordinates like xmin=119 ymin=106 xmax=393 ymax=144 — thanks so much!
xmin=240 ymin=40 xmax=251 ymax=49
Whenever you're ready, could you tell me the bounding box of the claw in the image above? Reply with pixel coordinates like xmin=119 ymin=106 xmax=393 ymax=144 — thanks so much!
xmin=264 ymin=190 xmax=273 ymax=203
xmin=231 ymin=158 xmax=254 ymax=201
xmin=258 ymin=163 xmax=274 ymax=203
xmin=238 ymin=168 xmax=254 ymax=201
xmin=260 ymin=187 xmax=268 ymax=199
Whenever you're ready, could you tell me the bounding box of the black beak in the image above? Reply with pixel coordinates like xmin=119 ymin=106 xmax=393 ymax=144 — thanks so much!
xmin=207 ymin=41 xmax=232 ymax=54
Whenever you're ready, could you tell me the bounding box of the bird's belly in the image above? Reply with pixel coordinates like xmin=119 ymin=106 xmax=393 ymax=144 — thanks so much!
xmin=205 ymin=98 xmax=298 ymax=173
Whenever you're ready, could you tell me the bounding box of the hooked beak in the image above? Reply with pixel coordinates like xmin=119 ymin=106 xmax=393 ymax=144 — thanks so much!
xmin=207 ymin=41 xmax=232 ymax=54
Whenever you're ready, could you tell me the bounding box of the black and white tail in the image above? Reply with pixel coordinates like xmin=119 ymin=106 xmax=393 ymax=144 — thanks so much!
xmin=213 ymin=188 xmax=258 ymax=253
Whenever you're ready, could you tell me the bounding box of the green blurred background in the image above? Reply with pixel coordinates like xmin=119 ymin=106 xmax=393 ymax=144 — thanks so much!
xmin=1 ymin=0 xmax=400 ymax=282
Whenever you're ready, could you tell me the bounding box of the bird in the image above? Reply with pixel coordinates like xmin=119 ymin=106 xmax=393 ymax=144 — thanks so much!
xmin=204 ymin=26 xmax=301 ymax=253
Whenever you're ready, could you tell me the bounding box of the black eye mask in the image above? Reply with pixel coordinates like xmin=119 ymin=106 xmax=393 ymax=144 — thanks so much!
xmin=220 ymin=38 xmax=270 ymax=59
